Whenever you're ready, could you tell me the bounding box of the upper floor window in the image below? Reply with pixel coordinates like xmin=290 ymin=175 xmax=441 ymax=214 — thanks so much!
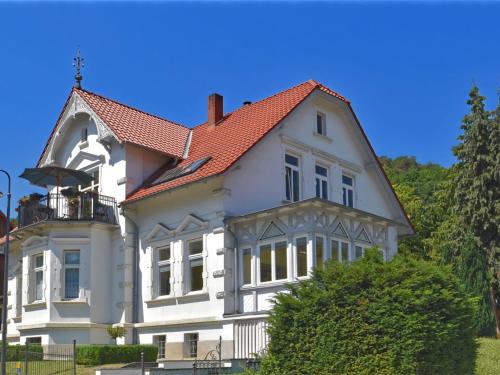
xmin=80 ymin=169 xmax=100 ymax=193
xmin=342 ymin=174 xmax=354 ymax=208
xmin=32 ymin=254 xmax=44 ymax=302
xmin=331 ymin=239 xmax=349 ymax=263
xmin=81 ymin=128 xmax=88 ymax=143
xmin=158 ymin=245 xmax=172 ymax=296
xmin=64 ymin=250 xmax=80 ymax=299
xmin=260 ymin=241 xmax=287 ymax=283
xmin=315 ymin=165 xmax=328 ymax=200
xmin=316 ymin=112 xmax=326 ymax=135
xmin=285 ymin=154 xmax=300 ymax=202
xmin=186 ymin=238 xmax=203 ymax=293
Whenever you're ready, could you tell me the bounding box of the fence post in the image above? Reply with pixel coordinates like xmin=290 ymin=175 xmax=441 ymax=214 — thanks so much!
xmin=192 ymin=361 xmax=197 ymax=375
xmin=73 ymin=340 xmax=76 ymax=375
xmin=140 ymin=351 xmax=144 ymax=375
xmin=24 ymin=342 xmax=28 ymax=375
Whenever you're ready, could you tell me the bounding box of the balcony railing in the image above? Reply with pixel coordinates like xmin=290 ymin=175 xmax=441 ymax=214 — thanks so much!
xmin=18 ymin=192 xmax=118 ymax=228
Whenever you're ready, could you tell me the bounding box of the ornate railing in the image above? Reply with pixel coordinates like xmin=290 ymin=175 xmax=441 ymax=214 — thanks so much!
xmin=18 ymin=193 xmax=118 ymax=228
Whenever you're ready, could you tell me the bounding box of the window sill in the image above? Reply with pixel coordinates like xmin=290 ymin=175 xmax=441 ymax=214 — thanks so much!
xmin=23 ymin=301 xmax=46 ymax=310
xmin=180 ymin=291 xmax=209 ymax=301
xmin=313 ymin=132 xmax=333 ymax=143
xmin=240 ymin=280 xmax=299 ymax=291
xmin=145 ymin=295 xmax=176 ymax=306
xmin=53 ymin=298 xmax=88 ymax=305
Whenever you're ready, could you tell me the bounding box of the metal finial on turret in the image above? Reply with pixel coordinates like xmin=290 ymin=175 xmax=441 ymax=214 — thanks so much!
xmin=73 ymin=48 xmax=84 ymax=89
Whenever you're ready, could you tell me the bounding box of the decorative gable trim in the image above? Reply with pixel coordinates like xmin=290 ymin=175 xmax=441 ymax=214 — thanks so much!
xmin=21 ymin=236 xmax=49 ymax=252
xmin=332 ymin=220 xmax=349 ymax=239
xmin=175 ymin=214 xmax=209 ymax=234
xmin=40 ymin=92 xmax=117 ymax=167
xmin=354 ymin=225 xmax=372 ymax=244
xmin=259 ymin=220 xmax=286 ymax=240
xmin=144 ymin=223 xmax=174 ymax=244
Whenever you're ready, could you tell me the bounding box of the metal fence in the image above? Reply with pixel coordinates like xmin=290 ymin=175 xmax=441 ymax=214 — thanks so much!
xmin=4 ymin=342 xmax=76 ymax=375
xmin=192 ymin=337 xmax=222 ymax=375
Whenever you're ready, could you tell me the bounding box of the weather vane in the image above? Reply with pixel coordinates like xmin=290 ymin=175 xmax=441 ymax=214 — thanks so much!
xmin=73 ymin=48 xmax=84 ymax=89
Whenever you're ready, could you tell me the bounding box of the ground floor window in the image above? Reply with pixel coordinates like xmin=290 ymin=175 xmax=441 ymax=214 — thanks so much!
xmin=296 ymin=237 xmax=308 ymax=277
xmin=184 ymin=333 xmax=198 ymax=358
xmin=332 ymin=239 xmax=350 ymax=263
xmin=26 ymin=337 xmax=42 ymax=345
xmin=260 ymin=241 xmax=287 ymax=282
xmin=242 ymin=248 xmax=252 ymax=285
xmin=154 ymin=335 xmax=166 ymax=359
xmin=315 ymin=236 xmax=325 ymax=269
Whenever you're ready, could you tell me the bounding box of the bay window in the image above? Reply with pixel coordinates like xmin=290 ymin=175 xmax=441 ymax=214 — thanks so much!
xmin=64 ymin=250 xmax=80 ymax=299
xmin=259 ymin=241 xmax=288 ymax=283
xmin=315 ymin=236 xmax=324 ymax=269
xmin=285 ymin=154 xmax=300 ymax=202
xmin=296 ymin=237 xmax=308 ymax=277
xmin=331 ymin=239 xmax=350 ymax=263
xmin=242 ymin=248 xmax=252 ymax=285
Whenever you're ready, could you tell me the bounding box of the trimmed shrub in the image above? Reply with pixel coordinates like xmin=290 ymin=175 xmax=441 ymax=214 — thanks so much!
xmin=76 ymin=345 xmax=157 ymax=366
xmin=261 ymin=249 xmax=478 ymax=375
xmin=4 ymin=344 xmax=43 ymax=361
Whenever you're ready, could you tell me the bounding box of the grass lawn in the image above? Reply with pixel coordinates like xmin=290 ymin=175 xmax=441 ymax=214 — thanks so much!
xmin=475 ymin=338 xmax=500 ymax=375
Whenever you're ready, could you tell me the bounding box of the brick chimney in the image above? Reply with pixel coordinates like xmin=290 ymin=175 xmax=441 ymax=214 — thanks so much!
xmin=208 ymin=93 xmax=223 ymax=126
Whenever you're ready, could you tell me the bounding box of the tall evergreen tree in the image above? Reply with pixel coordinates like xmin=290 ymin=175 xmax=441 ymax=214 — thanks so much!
xmin=453 ymin=86 xmax=500 ymax=336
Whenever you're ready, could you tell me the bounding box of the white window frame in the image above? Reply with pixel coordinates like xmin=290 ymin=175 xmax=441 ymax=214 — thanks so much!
xmin=63 ymin=250 xmax=80 ymax=300
xmin=294 ymin=236 xmax=309 ymax=278
xmin=184 ymin=333 xmax=199 ymax=359
xmin=315 ymin=111 xmax=326 ymax=136
xmin=240 ymin=247 xmax=253 ymax=286
xmin=258 ymin=239 xmax=288 ymax=284
xmin=154 ymin=335 xmax=167 ymax=359
xmin=31 ymin=253 xmax=44 ymax=302
xmin=342 ymin=173 xmax=355 ymax=208
xmin=331 ymin=238 xmax=350 ymax=263
xmin=157 ymin=245 xmax=172 ymax=297
xmin=314 ymin=235 xmax=326 ymax=270
xmin=79 ymin=167 xmax=100 ymax=193
xmin=185 ymin=237 xmax=205 ymax=294
xmin=284 ymin=153 xmax=301 ymax=202
xmin=315 ymin=164 xmax=329 ymax=200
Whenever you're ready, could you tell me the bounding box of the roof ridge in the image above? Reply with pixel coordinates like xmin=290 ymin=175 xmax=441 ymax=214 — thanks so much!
xmin=191 ymin=80 xmax=317 ymax=129
xmin=74 ymin=87 xmax=190 ymax=130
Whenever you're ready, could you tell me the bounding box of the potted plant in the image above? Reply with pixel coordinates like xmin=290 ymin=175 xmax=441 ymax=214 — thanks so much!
xmin=107 ymin=325 xmax=127 ymax=344
xmin=61 ymin=188 xmax=79 ymax=219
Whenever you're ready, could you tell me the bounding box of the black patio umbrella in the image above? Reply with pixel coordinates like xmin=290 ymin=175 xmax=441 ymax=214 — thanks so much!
xmin=19 ymin=166 xmax=93 ymax=189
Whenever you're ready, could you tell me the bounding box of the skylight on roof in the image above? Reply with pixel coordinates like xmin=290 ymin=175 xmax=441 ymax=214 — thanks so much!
xmin=152 ymin=156 xmax=211 ymax=186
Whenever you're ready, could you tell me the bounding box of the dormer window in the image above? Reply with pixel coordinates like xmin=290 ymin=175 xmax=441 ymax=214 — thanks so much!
xmin=316 ymin=112 xmax=326 ymax=135
xmin=81 ymin=128 xmax=88 ymax=143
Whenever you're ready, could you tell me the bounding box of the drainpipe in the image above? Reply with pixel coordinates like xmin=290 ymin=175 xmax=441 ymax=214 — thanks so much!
xmin=224 ymin=220 xmax=239 ymax=314
xmin=120 ymin=205 xmax=139 ymax=344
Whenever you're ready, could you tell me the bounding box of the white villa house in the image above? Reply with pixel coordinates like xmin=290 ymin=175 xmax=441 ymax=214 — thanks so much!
xmin=3 ymin=79 xmax=413 ymax=362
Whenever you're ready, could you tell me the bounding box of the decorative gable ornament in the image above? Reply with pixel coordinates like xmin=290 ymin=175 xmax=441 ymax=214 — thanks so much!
xmin=355 ymin=227 xmax=372 ymax=244
xmin=332 ymin=222 xmax=349 ymax=238
xmin=175 ymin=214 xmax=208 ymax=234
xmin=144 ymin=223 xmax=173 ymax=244
xmin=260 ymin=221 xmax=285 ymax=240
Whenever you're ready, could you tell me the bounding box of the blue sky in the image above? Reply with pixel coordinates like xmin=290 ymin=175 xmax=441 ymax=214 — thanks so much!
xmin=0 ymin=1 xmax=499 ymax=212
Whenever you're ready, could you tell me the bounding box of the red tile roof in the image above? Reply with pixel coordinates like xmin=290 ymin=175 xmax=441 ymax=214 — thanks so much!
xmin=125 ymin=80 xmax=348 ymax=203
xmin=38 ymin=88 xmax=190 ymax=166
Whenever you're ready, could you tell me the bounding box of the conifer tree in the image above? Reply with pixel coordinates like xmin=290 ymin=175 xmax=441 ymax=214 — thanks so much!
xmin=453 ymin=86 xmax=500 ymax=336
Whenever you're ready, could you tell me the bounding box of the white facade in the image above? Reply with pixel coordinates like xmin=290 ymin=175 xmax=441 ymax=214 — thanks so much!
xmin=4 ymin=83 xmax=412 ymax=362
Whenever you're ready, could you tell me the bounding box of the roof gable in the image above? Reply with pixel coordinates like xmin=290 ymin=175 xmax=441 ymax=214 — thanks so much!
xmin=38 ymin=88 xmax=190 ymax=166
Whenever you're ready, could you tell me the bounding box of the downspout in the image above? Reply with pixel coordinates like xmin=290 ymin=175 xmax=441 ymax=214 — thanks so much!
xmin=120 ymin=205 xmax=139 ymax=344
xmin=224 ymin=219 xmax=239 ymax=314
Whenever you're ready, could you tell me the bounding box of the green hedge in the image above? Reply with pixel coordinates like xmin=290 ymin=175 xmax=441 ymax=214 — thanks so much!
xmin=5 ymin=344 xmax=44 ymax=362
xmin=76 ymin=345 xmax=157 ymax=366
xmin=261 ymin=249 xmax=478 ymax=375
